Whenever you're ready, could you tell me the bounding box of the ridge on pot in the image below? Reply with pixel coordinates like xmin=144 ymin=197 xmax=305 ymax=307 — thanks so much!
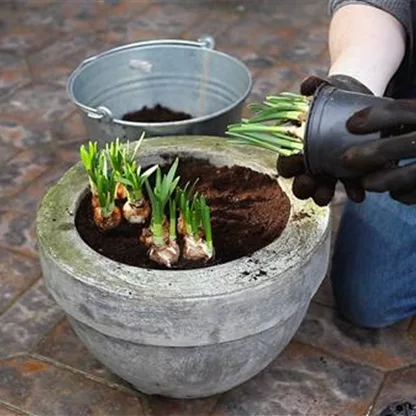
xmin=67 ymin=36 xmax=253 ymax=142
xmin=36 ymin=136 xmax=331 ymax=399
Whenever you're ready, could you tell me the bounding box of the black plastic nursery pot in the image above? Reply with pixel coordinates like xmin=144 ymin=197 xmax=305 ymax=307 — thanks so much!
xmin=304 ymin=85 xmax=392 ymax=178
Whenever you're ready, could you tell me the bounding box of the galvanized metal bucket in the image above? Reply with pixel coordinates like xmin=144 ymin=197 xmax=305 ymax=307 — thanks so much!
xmin=67 ymin=36 xmax=253 ymax=142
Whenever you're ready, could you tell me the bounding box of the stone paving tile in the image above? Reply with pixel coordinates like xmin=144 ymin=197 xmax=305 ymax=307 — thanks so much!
xmin=249 ymin=56 xmax=332 ymax=102
xmin=54 ymin=140 xmax=91 ymax=167
xmin=0 ymin=22 xmax=58 ymax=55
xmin=27 ymin=34 xmax=98 ymax=87
xmin=255 ymin=0 xmax=329 ymax=28
xmin=98 ymin=26 xmax=171 ymax=49
xmin=278 ymin=26 xmax=328 ymax=63
xmin=371 ymin=367 xmax=416 ymax=415
xmin=216 ymin=20 xmax=298 ymax=60
xmin=30 ymin=27 xmax=196 ymax=89
xmin=0 ymin=403 xmax=28 ymax=416
xmin=238 ymin=53 xmax=277 ymax=75
xmin=180 ymin=7 xmax=242 ymax=42
xmin=295 ymin=303 xmax=416 ymax=372
xmin=1 ymin=84 xmax=75 ymax=126
xmin=0 ymin=120 xmax=53 ymax=149
xmin=0 ymin=147 xmax=59 ymax=198
xmin=53 ymin=112 xmax=87 ymax=142
xmin=19 ymin=0 xmax=153 ymax=36
xmin=292 ymin=53 xmax=331 ymax=86
xmin=92 ymin=3 xmax=205 ymax=45
xmin=0 ymin=145 xmax=17 ymax=165
xmin=35 ymin=318 xmax=126 ymax=386
xmin=0 ymin=356 xmax=146 ymax=415
xmin=53 ymin=3 xmax=157 ymax=46
xmin=0 ymin=52 xmax=31 ymax=99
xmin=147 ymin=395 xmax=219 ymax=416
xmin=134 ymin=4 xmax=204 ymax=35
xmin=0 ymin=279 xmax=63 ymax=359
xmin=247 ymin=53 xmax=332 ymax=103
xmin=248 ymin=65 xmax=303 ymax=103
xmin=0 ymin=0 xmax=59 ymax=56
xmin=65 ymin=0 xmax=198 ymax=47
xmin=0 ymin=164 xmax=72 ymax=214
xmin=29 ymin=2 xmax=120 ymax=34
xmin=210 ymin=341 xmax=383 ymax=416
xmin=3 ymin=0 xmax=57 ymax=11
xmin=0 ymin=248 xmax=41 ymax=315
xmin=36 ymin=317 xmax=220 ymax=415
xmin=0 ymin=211 xmax=36 ymax=257
xmin=34 ymin=316 xmax=222 ymax=416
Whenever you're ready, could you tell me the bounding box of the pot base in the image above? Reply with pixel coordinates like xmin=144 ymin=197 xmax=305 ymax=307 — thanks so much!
xmin=69 ymin=303 xmax=308 ymax=398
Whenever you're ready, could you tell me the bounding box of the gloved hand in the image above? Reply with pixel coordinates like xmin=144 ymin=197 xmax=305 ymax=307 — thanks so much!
xmin=343 ymin=99 xmax=416 ymax=205
xmin=276 ymin=74 xmax=373 ymax=206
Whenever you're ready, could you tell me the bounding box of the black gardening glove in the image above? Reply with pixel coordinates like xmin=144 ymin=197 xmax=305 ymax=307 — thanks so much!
xmin=276 ymin=74 xmax=373 ymax=206
xmin=343 ymin=99 xmax=416 ymax=205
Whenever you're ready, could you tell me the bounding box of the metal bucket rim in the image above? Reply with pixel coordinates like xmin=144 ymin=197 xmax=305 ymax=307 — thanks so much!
xmin=66 ymin=39 xmax=253 ymax=127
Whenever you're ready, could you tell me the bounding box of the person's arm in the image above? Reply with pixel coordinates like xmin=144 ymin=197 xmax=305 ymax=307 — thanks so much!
xmin=328 ymin=2 xmax=410 ymax=96
xmin=277 ymin=1 xmax=413 ymax=206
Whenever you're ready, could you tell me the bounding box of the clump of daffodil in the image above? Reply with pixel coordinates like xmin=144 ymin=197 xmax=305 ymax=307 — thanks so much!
xmin=119 ymin=159 xmax=158 ymax=223
xmin=226 ymin=92 xmax=310 ymax=156
xmin=176 ymin=184 xmax=214 ymax=262
xmin=105 ymin=134 xmax=143 ymax=200
xmin=141 ymin=158 xmax=181 ymax=268
xmin=80 ymin=141 xmax=101 ymax=208
xmin=176 ymin=179 xmax=199 ymax=236
xmin=80 ymin=144 xmax=122 ymax=232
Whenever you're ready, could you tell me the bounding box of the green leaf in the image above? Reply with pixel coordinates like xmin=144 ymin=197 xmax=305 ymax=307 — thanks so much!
xmin=142 ymin=164 xmax=158 ymax=180
xmin=146 ymin=159 xmax=181 ymax=242
xmin=80 ymin=141 xmax=104 ymax=189
xmin=202 ymin=206 xmax=213 ymax=255
xmin=118 ymin=177 xmax=135 ymax=188
xmin=245 ymin=110 xmax=304 ymax=124
xmin=155 ymin=167 xmax=162 ymax=191
xmin=131 ymin=131 xmax=145 ymax=159
xmin=169 ymin=199 xmax=176 ymax=241
xmin=166 ymin=158 xmax=179 ymax=188
xmin=226 ymin=131 xmax=297 ymax=156
xmin=91 ymin=150 xmax=118 ymax=215
xmin=228 ymin=129 xmax=302 ymax=149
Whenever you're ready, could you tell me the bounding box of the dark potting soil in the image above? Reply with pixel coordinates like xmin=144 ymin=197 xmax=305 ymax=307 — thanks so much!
xmin=122 ymin=104 xmax=192 ymax=123
xmin=75 ymin=158 xmax=290 ymax=270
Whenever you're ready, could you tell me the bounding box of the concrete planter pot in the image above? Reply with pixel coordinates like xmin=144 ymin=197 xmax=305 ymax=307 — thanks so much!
xmin=36 ymin=136 xmax=331 ymax=399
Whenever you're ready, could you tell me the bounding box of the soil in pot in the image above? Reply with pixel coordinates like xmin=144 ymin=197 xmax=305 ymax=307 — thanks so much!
xmin=122 ymin=104 xmax=192 ymax=123
xmin=75 ymin=157 xmax=290 ymax=270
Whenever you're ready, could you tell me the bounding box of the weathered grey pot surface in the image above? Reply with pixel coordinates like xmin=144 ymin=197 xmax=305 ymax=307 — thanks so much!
xmin=36 ymin=136 xmax=331 ymax=399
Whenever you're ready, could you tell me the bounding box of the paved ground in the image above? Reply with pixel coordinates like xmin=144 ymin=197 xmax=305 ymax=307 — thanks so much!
xmin=0 ymin=0 xmax=415 ymax=415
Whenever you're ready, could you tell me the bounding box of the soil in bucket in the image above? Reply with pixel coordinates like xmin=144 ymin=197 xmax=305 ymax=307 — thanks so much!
xmin=122 ymin=104 xmax=192 ymax=123
xmin=75 ymin=157 xmax=291 ymax=270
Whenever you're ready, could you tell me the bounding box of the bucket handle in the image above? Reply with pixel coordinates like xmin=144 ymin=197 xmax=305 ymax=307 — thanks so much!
xmin=81 ymin=35 xmax=215 ymax=67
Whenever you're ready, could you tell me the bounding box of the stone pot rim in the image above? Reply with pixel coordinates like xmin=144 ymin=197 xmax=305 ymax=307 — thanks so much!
xmin=36 ymin=136 xmax=330 ymax=300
